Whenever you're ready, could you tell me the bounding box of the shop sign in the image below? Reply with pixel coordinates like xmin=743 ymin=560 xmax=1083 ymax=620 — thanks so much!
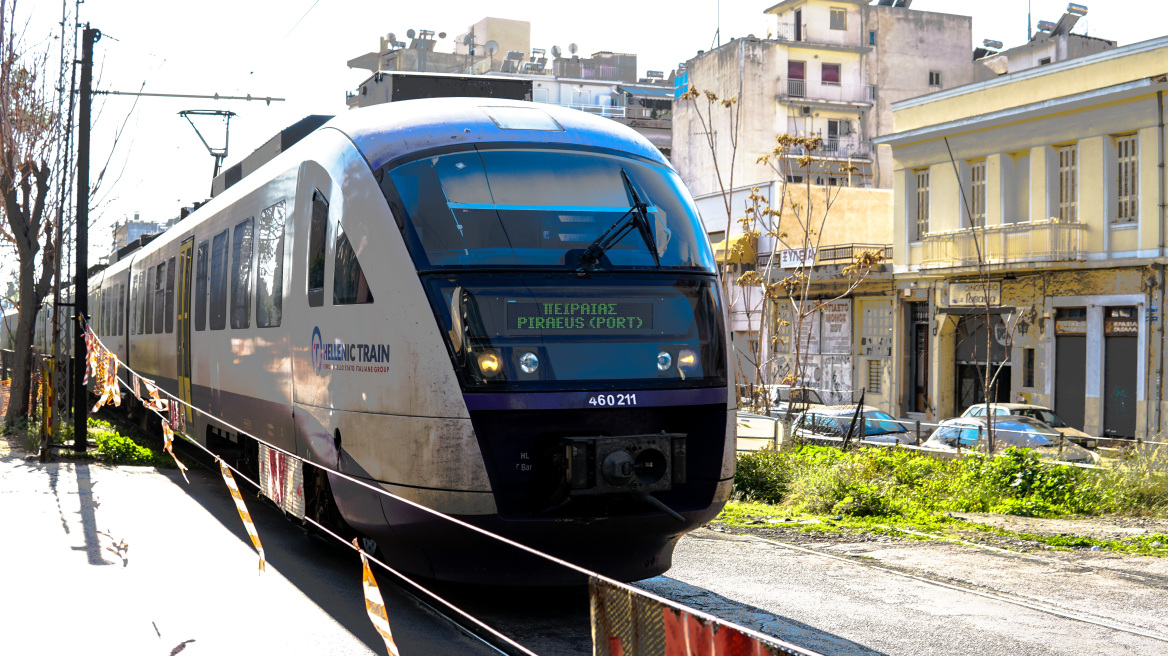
xmin=1105 ymin=319 xmax=1138 ymax=335
xmin=949 ymin=282 xmax=1001 ymax=307
xmin=819 ymin=299 xmax=852 ymax=354
xmin=780 ymin=248 xmax=817 ymax=268
xmin=1055 ymin=319 xmax=1087 ymax=335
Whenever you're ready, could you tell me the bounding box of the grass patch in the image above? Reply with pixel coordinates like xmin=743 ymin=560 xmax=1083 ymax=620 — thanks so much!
xmin=721 ymin=444 xmax=1168 ymax=556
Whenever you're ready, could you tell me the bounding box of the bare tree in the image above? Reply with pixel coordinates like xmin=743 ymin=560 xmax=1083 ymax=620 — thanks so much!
xmin=0 ymin=0 xmax=61 ymax=423
xmin=681 ymin=86 xmax=884 ymax=417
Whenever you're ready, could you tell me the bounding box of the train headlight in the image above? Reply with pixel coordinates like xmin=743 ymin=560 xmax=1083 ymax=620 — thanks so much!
xmin=656 ymin=351 xmax=672 ymax=372
xmin=477 ymin=351 xmax=502 ymax=376
xmin=519 ymin=351 xmax=539 ymax=374
xmin=678 ymin=349 xmax=698 ymax=379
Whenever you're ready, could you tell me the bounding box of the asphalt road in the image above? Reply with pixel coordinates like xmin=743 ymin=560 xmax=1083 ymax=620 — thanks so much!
xmin=637 ymin=527 xmax=1168 ymax=656
xmin=0 ymin=440 xmax=503 ymax=656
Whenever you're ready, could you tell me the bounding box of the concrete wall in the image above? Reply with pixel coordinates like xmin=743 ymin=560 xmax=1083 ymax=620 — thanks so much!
xmin=866 ymin=6 xmax=974 ymax=188
xmin=453 ymin=17 xmax=530 ymax=60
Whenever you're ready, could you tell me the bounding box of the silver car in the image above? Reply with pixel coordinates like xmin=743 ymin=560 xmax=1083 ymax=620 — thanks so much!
xmin=923 ymin=415 xmax=1097 ymax=464
xmin=793 ymin=406 xmax=915 ymax=445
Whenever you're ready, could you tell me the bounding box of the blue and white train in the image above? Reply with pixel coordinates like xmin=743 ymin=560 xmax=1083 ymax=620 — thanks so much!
xmin=86 ymin=98 xmax=734 ymax=583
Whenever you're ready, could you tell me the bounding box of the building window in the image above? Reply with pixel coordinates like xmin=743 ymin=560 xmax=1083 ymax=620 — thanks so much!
xmin=867 ymin=359 xmax=882 ymax=394
xmin=1024 ymin=348 xmax=1035 ymax=388
xmin=970 ymin=159 xmax=986 ymax=227
xmin=830 ymin=8 xmax=847 ymax=30
xmin=788 ymin=60 xmax=805 ymax=97
xmin=914 ymin=169 xmax=930 ymax=240
xmin=1039 ymin=57 xmax=1052 ymax=65
xmin=821 ymin=63 xmax=841 ymax=85
xmin=1057 ymin=144 xmax=1078 ymax=222
xmin=928 ymin=71 xmax=941 ymax=87
xmin=869 ymin=30 xmax=876 ymax=45
xmin=1115 ymin=134 xmax=1138 ymax=224
xmin=786 ymin=175 xmax=804 ymax=184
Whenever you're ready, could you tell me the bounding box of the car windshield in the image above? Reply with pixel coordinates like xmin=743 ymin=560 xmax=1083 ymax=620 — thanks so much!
xmin=863 ymin=411 xmax=906 ymax=435
xmin=931 ymin=425 xmax=979 ymax=447
xmin=991 ymin=420 xmax=1055 ymax=447
xmin=1016 ymin=408 xmax=1067 ymax=428
xmin=384 ymin=149 xmax=716 ymax=272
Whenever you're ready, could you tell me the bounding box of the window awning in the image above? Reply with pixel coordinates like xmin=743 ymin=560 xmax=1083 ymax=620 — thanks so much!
xmin=712 ymin=233 xmax=756 ymax=264
xmin=617 ymin=85 xmax=675 ymax=100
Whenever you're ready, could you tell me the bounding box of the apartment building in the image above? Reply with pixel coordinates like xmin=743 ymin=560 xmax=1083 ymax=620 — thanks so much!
xmin=878 ymin=37 xmax=1168 ymax=440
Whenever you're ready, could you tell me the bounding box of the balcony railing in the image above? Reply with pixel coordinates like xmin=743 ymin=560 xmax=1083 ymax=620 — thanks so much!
xmin=781 ymin=79 xmax=873 ymax=104
xmin=774 ymin=22 xmax=857 ymax=48
xmin=819 ymin=138 xmax=872 ymax=159
xmin=920 ymin=219 xmax=1086 ymax=269
xmin=817 ymin=243 xmax=892 ymax=265
xmin=773 ymin=23 xmax=807 ymax=42
xmin=553 ymin=102 xmax=626 ymax=118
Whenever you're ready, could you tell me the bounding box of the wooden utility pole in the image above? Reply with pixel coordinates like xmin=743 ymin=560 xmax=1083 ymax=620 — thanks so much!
xmin=73 ymin=26 xmax=99 ymax=454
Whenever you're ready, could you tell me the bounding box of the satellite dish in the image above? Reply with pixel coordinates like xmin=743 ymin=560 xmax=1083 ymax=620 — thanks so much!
xmin=388 ymin=32 xmax=397 ymax=44
xmin=551 ymin=45 xmax=562 ymax=58
xmin=485 ymin=40 xmax=499 ymax=56
xmin=463 ymin=33 xmax=473 ymax=45
xmin=406 ymin=28 xmax=416 ymax=39
xmin=568 ymin=42 xmax=578 ymax=55
xmin=438 ymin=32 xmax=446 ymax=39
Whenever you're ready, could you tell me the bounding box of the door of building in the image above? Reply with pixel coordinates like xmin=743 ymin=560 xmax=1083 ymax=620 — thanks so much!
xmin=1054 ymin=308 xmax=1086 ymax=430
xmin=1103 ymin=307 xmax=1138 ymax=438
xmin=794 ymin=10 xmax=803 ymax=41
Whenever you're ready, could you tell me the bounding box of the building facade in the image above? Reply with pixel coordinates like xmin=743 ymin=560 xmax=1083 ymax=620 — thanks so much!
xmin=879 ymin=37 xmax=1168 ymax=440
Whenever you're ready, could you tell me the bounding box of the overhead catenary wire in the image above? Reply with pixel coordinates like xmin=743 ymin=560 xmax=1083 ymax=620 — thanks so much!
xmin=79 ymin=321 xmax=821 ymax=656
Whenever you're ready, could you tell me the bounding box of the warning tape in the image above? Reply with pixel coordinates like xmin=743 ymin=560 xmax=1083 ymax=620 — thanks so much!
xmin=354 ymin=538 xmax=401 ymax=656
xmin=218 ymin=458 xmax=266 ymax=574
xmin=73 ymin=321 xmax=829 ymax=656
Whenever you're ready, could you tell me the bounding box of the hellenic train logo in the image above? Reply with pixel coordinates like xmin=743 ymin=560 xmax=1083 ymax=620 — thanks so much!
xmin=311 ymin=326 xmax=324 ymax=374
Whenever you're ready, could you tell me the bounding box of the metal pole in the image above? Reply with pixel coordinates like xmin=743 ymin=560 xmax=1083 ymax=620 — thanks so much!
xmin=73 ymin=26 xmax=99 ymax=454
xmin=915 ymin=420 xmax=921 ymax=446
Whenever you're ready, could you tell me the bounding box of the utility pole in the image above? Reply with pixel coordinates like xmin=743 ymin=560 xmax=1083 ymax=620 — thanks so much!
xmin=73 ymin=25 xmax=99 ymax=454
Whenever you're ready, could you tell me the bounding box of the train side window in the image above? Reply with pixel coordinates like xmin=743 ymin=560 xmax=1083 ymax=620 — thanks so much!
xmin=333 ymin=227 xmax=374 ymax=305
xmin=154 ymin=259 xmax=167 ymax=334
xmin=118 ymin=284 xmax=124 ymax=336
xmin=129 ymin=274 xmax=137 ymax=335
xmin=195 ymin=241 xmax=209 ymax=331
xmin=307 ymin=190 xmax=328 ymax=307
xmin=231 ymin=217 xmax=254 ymax=329
xmin=144 ymin=267 xmax=155 ymax=335
xmin=256 ymin=200 xmax=286 ymax=327
xmin=135 ymin=272 xmax=145 ymax=335
xmin=210 ymin=230 xmax=229 ymax=330
xmin=165 ymin=256 xmax=176 ymax=334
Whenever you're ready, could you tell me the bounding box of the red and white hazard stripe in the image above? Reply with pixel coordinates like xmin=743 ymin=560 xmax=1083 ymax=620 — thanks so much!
xmin=353 ymin=539 xmax=400 ymax=656
xmin=219 ymin=459 xmax=266 ymax=573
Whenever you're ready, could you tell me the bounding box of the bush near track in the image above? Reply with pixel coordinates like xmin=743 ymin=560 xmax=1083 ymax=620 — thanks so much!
xmin=733 ymin=446 xmax=1168 ymax=519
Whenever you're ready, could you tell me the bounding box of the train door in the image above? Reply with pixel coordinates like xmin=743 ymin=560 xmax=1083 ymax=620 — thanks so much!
xmin=176 ymin=237 xmax=194 ymax=427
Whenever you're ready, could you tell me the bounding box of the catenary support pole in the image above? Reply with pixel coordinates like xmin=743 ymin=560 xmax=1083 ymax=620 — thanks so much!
xmin=73 ymin=26 xmax=99 ymax=454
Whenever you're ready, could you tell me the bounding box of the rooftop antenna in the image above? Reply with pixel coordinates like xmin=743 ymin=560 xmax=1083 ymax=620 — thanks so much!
xmin=569 ymin=42 xmax=578 ymax=56
xmin=179 ymin=109 xmax=236 ymax=178
xmin=485 ymin=40 xmax=499 ymax=71
xmin=1028 ymin=0 xmax=1032 ymax=40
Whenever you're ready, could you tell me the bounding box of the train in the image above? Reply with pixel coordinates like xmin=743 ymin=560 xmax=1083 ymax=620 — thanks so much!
xmin=79 ymin=97 xmax=734 ymax=584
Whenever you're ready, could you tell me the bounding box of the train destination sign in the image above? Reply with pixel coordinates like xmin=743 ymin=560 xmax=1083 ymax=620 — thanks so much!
xmin=507 ymin=301 xmax=654 ymax=333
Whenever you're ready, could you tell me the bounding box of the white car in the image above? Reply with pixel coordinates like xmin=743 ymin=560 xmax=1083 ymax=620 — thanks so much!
xmin=960 ymin=403 xmax=1097 ymax=448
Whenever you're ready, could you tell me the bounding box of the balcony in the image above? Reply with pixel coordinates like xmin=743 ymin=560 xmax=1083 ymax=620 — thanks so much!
xmin=780 ymin=79 xmax=873 ymax=105
xmin=551 ymin=102 xmax=626 ymax=118
xmin=920 ymin=219 xmax=1086 ymax=269
xmin=773 ymin=22 xmax=864 ymax=50
xmin=818 ymin=138 xmax=872 ymax=159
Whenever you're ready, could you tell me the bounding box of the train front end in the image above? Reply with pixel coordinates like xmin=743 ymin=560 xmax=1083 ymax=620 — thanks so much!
xmin=353 ymin=101 xmax=733 ymax=583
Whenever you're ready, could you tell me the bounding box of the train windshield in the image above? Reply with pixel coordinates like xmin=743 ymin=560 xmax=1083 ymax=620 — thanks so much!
xmin=383 ymin=149 xmax=716 ymax=272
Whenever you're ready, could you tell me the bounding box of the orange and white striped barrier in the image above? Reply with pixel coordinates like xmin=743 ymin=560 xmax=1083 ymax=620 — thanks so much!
xmin=161 ymin=421 xmax=189 ymax=483
xmin=353 ymin=539 xmax=400 ymax=656
xmin=218 ymin=459 xmax=266 ymax=573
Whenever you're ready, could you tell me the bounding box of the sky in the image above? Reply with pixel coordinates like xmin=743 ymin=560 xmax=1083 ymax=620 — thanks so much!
xmin=12 ymin=0 xmax=1165 ymax=267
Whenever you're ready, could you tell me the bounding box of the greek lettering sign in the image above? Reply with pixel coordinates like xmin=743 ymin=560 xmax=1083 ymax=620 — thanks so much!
xmin=949 ymin=282 xmax=1001 ymax=307
xmin=819 ymin=299 xmax=852 ymax=354
xmin=1105 ymin=319 xmax=1138 ymax=335
xmin=780 ymin=248 xmax=817 ymax=268
xmin=506 ymin=300 xmax=654 ymax=334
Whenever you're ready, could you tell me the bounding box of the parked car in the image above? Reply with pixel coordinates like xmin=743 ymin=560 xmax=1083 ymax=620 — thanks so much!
xmin=960 ymin=403 xmax=1097 ymax=448
xmin=922 ymin=415 xmax=1097 ymax=464
xmin=792 ymin=406 xmax=915 ymax=446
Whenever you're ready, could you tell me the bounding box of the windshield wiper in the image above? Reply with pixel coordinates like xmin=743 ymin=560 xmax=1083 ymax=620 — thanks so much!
xmin=576 ymin=169 xmax=660 ymax=269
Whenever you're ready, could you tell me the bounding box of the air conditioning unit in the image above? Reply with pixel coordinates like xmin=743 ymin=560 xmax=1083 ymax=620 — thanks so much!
xmin=800 ymin=106 xmax=812 ymax=116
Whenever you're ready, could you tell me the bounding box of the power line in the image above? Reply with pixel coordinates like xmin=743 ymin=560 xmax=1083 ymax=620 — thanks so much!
xmin=94 ymin=90 xmax=285 ymax=104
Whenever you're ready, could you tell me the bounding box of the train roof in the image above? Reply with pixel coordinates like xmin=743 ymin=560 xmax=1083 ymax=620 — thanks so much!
xmin=325 ymin=97 xmax=671 ymax=172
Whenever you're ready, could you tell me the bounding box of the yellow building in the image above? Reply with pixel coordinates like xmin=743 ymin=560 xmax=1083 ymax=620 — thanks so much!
xmin=877 ymin=36 xmax=1168 ymax=440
